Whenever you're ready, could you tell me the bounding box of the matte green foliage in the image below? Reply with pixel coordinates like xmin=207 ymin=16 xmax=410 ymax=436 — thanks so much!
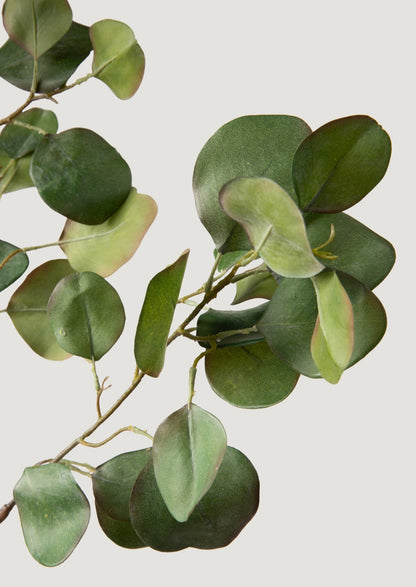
xmin=0 ymin=239 xmax=28 ymax=291
xmin=30 ymin=128 xmax=132 ymax=224
xmin=232 ymin=269 xmax=278 ymax=304
xmin=13 ymin=464 xmax=90 ymax=566
xmin=95 ymin=504 xmax=146 ymax=549
xmin=152 ymin=404 xmax=227 ymax=522
xmin=0 ymin=150 xmax=33 ymax=194
xmin=0 ymin=108 xmax=58 ymax=158
xmin=47 ymin=271 xmax=125 ymax=360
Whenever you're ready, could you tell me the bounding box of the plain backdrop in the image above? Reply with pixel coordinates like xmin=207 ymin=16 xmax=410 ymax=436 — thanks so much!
xmin=0 ymin=1 xmax=414 ymax=585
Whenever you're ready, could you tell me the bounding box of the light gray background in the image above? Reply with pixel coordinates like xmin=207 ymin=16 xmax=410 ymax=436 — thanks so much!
xmin=0 ymin=0 xmax=413 ymax=585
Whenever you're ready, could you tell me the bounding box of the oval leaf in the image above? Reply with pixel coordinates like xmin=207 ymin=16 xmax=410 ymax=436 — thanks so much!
xmin=3 ymin=0 xmax=72 ymax=58
xmin=220 ymin=177 xmax=324 ymax=278
xmin=130 ymin=446 xmax=259 ymax=552
xmin=13 ymin=464 xmax=90 ymax=567
xmin=47 ymin=271 xmax=125 ymax=360
xmin=232 ymin=269 xmax=278 ymax=304
xmin=152 ymin=404 xmax=227 ymax=522
xmin=7 ymin=259 xmax=74 ymax=360
xmin=0 ymin=150 xmax=33 ymax=194
xmin=60 ymin=188 xmax=157 ymax=277
xmin=134 ymin=250 xmax=189 ymax=377
xmin=293 ymin=115 xmax=391 ymax=212
xmin=205 ymin=341 xmax=299 ymax=408
xmin=95 ymin=503 xmax=146 ymax=549
xmin=91 ymin=19 xmax=145 ymax=100
xmin=0 ymin=239 xmax=28 ymax=291
xmin=30 ymin=128 xmax=132 ymax=225
xmin=193 ymin=114 xmax=311 ymax=250
xmin=0 ymin=108 xmax=58 ymax=159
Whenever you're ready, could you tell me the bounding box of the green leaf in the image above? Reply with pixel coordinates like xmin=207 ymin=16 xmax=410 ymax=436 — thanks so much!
xmin=2 ymin=0 xmax=72 ymax=58
xmin=0 ymin=108 xmax=58 ymax=159
xmin=47 ymin=271 xmax=125 ymax=360
xmin=13 ymin=464 xmax=90 ymax=567
xmin=95 ymin=503 xmax=146 ymax=549
xmin=152 ymin=404 xmax=227 ymax=522
xmin=134 ymin=250 xmax=189 ymax=377
xmin=0 ymin=22 xmax=92 ymax=93
xmin=0 ymin=240 xmax=28 ymax=291
xmin=193 ymin=114 xmax=311 ymax=250
xmin=205 ymin=341 xmax=299 ymax=408
xmin=220 ymin=177 xmax=324 ymax=278
xmin=60 ymin=188 xmax=157 ymax=277
xmin=7 ymin=259 xmax=74 ymax=360
xmin=232 ymin=270 xmax=278 ymax=304
xmin=257 ymin=272 xmax=387 ymax=378
xmin=293 ymin=115 xmax=391 ymax=212
xmin=91 ymin=19 xmax=145 ymax=100
xmin=311 ymin=271 xmax=354 ymax=383
xmin=0 ymin=150 xmax=33 ymax=194
xmin=305 ymin=211 xmax=396 ymax=289
xmin=30 ymin=128 xmax=132 ymax=224
xmin=130 ymin=446 xmax=259 ymax=552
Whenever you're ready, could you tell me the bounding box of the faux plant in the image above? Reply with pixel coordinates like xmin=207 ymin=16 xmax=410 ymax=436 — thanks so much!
xmin=0 ymin=0 xmax=395 ymax=567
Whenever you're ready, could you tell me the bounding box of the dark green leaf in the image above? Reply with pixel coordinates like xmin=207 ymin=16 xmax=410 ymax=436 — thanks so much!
xmin=47 ymin=271 xmax=125 ymax=360
xmin=30 ymin=128 xmax=131 ymax=225
xmin=0 ymin=108 xmax=58 ymax=158
xmin=130 ymin=446 xmax=259 ymax=552
xmin=2 ymin=0 xmax=72 ymax=58
xmin=293 ymin=116 xmax=391 ymax=212
xmin=305 ymin=211 xmax=395 ymax=289
xmin=0 ymin=240 xmax=28 ymax=291
xmin=232 ymin=270 xmax=278 ymax=304
xmin=7 ymin=259 xmax=74 ymax=360
xmin=205 ymin=341 xmax=299 ymax=408
xmin=0 ymin=150 xmax=33 ymax=194
xmin=134 ymin=250 xmax=189 ymax=377
xmin=193 ymin=115 xmax=311 ymax=250
xmin=95 ymin=503 xmax=146 ymax=549
xmin=0 ymin=22 xmax=92 ymax=93
xmin=13 ymin=464 xmax=90 ymax=567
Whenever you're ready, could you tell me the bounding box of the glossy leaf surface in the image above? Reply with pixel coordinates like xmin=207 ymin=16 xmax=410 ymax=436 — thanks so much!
xmin=30 ymin=128 xmax=132 ymax=224
xmin=91 ymin=19 xmax=145 ymax=100
xmin=7 ymin=259 xmax=74 ymax=360
xmin=153 ymin=404 xmax=227 ymax=522
xmin=0 ymin=240 xmax=28 ymax=291
xmin=130 ymin=446 xmax=259 ymax=551
xmin=3 ymin=0 xmax=72 ymax=58
xmin=0 ymin=108 xmax=58 ymax=158
xmin=0 ymin=150 xmax=33 ymax=194
xmin=293 ymin=115 xmax=391 ymax=212
xmin=60 ymin=188 xmax=157 ymax=277
xmin=193 ymin=115 xmax=311 ymax=250
xmin=205 ymin=341 xmax=299 ymax=408
xmin=232 ymin=270 xmax=278 ymax=304
xmin=134 ymin=250 xmax=189 ymax=377
xmin=220 ymin=177 xmax=323 ymax=277
xmin=13 ymin=464 xmax=90 ymax=567
xmin=95 ymin=503 xmax=146 ymax=549
xmin=306 ymin=211 xmax=395 ymax=289
xmin=0 ymin=22 xmax=92 ymax=92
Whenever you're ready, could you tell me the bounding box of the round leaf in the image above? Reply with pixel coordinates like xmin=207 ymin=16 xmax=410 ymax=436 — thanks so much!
xmin=91 ymin=19 xmax=145 ymax=100
xmin=30 ymin=128 xmax=132 ymax=225
xmin=7 ymin=259 xmax=74 ymax=360
xmin=130 ymin=446 xmax=259 ymax=552
xmin=95 ymin=503 xmax=146 ymax=549
xmin=0 ymin=239 xmax=28 ymax=291
xmin=13 ymin=464 xmax=90 ymax=567
xmin=47 ymin=271 xmax=125 ymax=360
xmin=60 ymin=188 xmax=157 ymax=277
xmin=152 ymin=404 xmax=227 ymax=522
xmin=205 ymin=341 xmax=299 ymax=408
xmin=0 ymin=108 xmax=58 ymax=159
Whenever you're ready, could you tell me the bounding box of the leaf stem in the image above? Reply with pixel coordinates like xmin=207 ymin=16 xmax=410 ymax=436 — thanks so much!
xmin=79 ymin=425 xmax=153 ymax=448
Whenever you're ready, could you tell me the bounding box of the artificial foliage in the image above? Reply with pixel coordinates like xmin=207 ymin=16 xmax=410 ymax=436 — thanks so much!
xmin=0 ymin=0 xmax=395 ymax=566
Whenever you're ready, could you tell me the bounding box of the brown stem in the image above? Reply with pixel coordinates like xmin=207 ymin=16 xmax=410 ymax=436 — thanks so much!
xmin=0 ymin=501 xmax=15 ymax=523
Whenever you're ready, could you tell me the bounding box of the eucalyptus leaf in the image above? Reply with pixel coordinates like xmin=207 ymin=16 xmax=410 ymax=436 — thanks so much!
xmin=30 ymin=128 xmax=132 ymax=224
xmin=91 ymin=19 xmax=145 ymax=100
xmin=13 ymin=464 xmax=90 ymax=567
xmin=193 ymin=114 xmax=311 ymax=250
xmin=293 ymin=115 xmax=391 ymax=212
xmin=2 ymin=0 xmax=72 ymax=58
xmin=0 ymin=239 xmax=28 ymax=291
xmin=205 ymin=341 xmax=299 ymax=408
xmin=152 ymin=404 xmax=227 ymax=523
xmin=134 ymin=250 xmax=189 ymax=377
xmin=60 ymin=188 xmax=157 ymax=277
xmin=7 ymin=259 xmax=74 ymax=360
xmin=220 ymin=177 xmax=323 ymax=278
xmin=232 ymin=270 xmax=278 ymax=304
xmin=47 ymin=271 xmax=125 ymax=360
xmin=0 ymin=108 xmax=58 ymax=159
xmin=130 ymin=446 xmax=259 ymax=552
xmin=0 ymin=150 xmax=33 ymax=194
xmin=0 ymin=22 xmax=92 ymax=93
xmin=95 ymin=503 xmax=147 ymax=549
